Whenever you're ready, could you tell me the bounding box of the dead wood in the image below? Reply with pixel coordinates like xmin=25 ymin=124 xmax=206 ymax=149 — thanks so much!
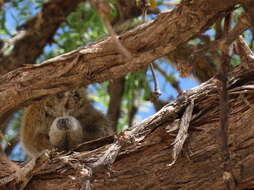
xmin=0 ymin=62 xmax=254 ymax=189
xmin=1 ymin=0 xmax=254 ymax=189
xmin=0 ymin=0 xmax=241 ymax=124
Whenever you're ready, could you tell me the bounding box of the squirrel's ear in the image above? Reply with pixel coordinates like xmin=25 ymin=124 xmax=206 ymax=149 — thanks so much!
xmin=73 ymin=91 xmax=80 ymax=98
xmin=20 ymin=87 xmax=113 ymax=158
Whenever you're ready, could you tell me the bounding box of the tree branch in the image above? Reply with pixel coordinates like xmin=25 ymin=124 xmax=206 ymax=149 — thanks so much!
xmin=0 ymin=0 xmax=84 ymax=74
xmin=3 ymin=61 xmax=254 ymax=189
xmin=107 ymin=77 xmax=125 ymax=131
xmin=0 ymin=0 xmax=241 ymax=123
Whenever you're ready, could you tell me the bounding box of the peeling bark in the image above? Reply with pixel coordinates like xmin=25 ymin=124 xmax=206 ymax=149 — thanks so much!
xmin=1 ymin=0 xmax=254 ymax=189
xmin=0 ymin=0 xmax=240 ymax=123
xmin=2 ymin=63 xmax=254 ymax=189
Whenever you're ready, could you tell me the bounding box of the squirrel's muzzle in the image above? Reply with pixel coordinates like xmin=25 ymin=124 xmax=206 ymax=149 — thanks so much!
xmin=49 ymin=116 xmax=83 ymax=150
xmin=56 ymin=118 xmax=72 ymax=130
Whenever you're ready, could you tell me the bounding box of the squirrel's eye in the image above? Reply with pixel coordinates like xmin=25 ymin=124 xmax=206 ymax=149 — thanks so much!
xmin=73 ymin=92 xmax=80 ymax=98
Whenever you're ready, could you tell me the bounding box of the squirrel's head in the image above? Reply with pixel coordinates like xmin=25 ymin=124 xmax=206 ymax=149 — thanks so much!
xmin=44 ymin=89 xmax=88 ymax=118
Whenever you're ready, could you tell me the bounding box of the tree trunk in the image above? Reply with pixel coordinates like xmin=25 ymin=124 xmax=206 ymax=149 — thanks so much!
xmin=1 ymin=64 xmax=253 ymax=189
xmin=0 ymin=0 xmax=242 ymax=124
xmin=0 ymin=0 xmax=254 ymax=189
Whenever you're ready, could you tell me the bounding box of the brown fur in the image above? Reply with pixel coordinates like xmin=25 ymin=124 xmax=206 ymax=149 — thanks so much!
xmin=20 ymin=88 xmax=112 ymax=157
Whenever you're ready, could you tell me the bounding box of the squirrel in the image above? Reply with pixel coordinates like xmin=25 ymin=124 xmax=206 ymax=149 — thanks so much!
xmin=20 ymin=88 xmax=113 ymax=157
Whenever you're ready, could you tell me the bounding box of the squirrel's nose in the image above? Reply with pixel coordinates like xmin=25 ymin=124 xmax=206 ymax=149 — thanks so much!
xmin=56 ymin=117 xmax=72 ymax=130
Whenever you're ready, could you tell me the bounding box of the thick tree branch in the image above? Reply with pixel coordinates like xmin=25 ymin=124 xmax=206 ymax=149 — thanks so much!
xmin=0 ymin=0 xmax=242 ymax=123
xmin=3 ymin=61 xmax=254 ymax=189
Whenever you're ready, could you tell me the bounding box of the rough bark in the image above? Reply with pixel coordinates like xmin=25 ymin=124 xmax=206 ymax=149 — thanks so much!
xmin=0 ymin=0 xmax=241 ymax=124
xmin=1 ymin=0 xmax=253 ymax=189
xmin=2 ymin=63 xmax=254 ymax=189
